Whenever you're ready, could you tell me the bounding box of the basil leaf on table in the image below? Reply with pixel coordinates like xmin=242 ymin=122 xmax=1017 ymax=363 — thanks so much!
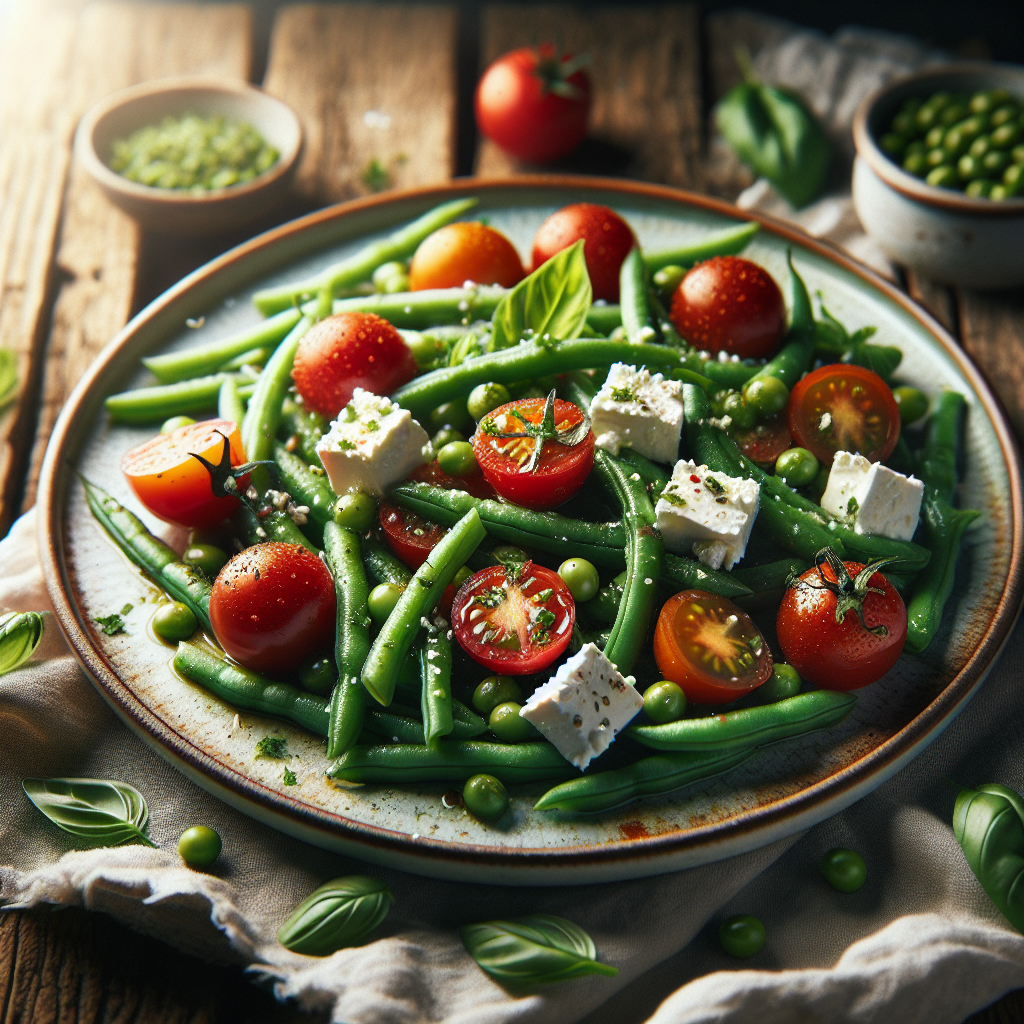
xmin=0 ymin=611 xmax=44 ymax=676
xmin=490 ymin=239 xmax=592 ymax=350
xmin=461 ymin=913 xmax=618 ymax=986
xmin=953 ymin=783 xmax=1024 ymax=933
xmin=278 ymin=875 xmax=393 ymax=955
xmin=22 ymin=777 xmax=156 ymax=847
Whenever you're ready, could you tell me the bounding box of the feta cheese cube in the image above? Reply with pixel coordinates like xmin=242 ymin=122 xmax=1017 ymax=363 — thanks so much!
xmin=589 ymin=363 xmax=684 ymax=464
xmin=316 ymin=388 xmax=430 ymax=498
xmin=521 ymin=643 xmax=643 ymax=771
xmin=655 ymin=460 xmax=759 ymax=571
xmin=820 ymin=451 xmax=924 ymax=542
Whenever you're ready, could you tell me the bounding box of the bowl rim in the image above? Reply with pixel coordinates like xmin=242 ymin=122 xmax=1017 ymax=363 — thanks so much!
xmin=852 ymin=62 xmax=1024 ymax=218
xmin=73 ymin=75 xmax=303 ymax=208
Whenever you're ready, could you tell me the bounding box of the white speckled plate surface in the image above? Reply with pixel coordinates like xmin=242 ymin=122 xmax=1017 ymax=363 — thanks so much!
xmin=39 ymin=178 xmax=1024 ymax=885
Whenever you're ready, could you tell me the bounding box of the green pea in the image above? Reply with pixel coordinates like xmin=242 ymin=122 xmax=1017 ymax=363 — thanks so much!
xmin=891 ymin=111 xmax=916 ymax=136
xmin=991 ymin=122 xmax=1022 ymax=150
xmin=333 ymin=491 xmax=376 ymax=532
xmin=178 ymin=825 xmax=221 ymax=868
xmin=152 ymin=601 xmax=198 ymax=641
xmin=643 ymin=681 xmax=687 ymax=724
xmin=490 ymin=544 xmax=529 ymax=565
xmin=512 ymin=384 xmax=547 ymax=401
xmin=939 ymin=102 xmax=969 ymax=126
xmin=926 ymin=148 xmax=948 ymax=169
xmin=990 ymin=104 xmax=1020 ymax=129
xmin=437 ymin=441 xmax=478 ymax=477
xmin=775 ymin=447 xmax=818 ymax=488
xmin=1003 ymin=163 xmax=1024 ymax=195
xmin=472 ymin=675 xmax=523 ymax=715
xmin=467 ymin=382 xmax=511 ymax=421
xmin=914 ymin=104 xmax=939 ymax=130
xmin=430 ymin=426 xmax=466 ymax=452
xmin=721 ymin=391 xmax=755 ymax=430
xmin=821 ymin=848 xmax=867 ymax=892
xmin=879 ymin=133 xmax=905 ymax=158
xmin=368 ymin=583 xmax=404 ymax=624
xmin=558 ymin=557 xmax=600 ymax=602
xmin=183 ymin=542 xmax=229 ymax=578
xmin=718 ymin=915 xmax=765 ymax=958
xmin=653 ymin=264 xmax=686 ymax=295
xmin=982 ymin=150 xmax=1009 ymax=175
xmin=757 ymin=664 xmax=802 ymax=704
xmin=892 ymin=385 xmax=928 ymax=424
xmin=1012 ymin=144 xmax=1024 ymax=165
xmin=990 ymin=184 xmax=1009 ymax=201
xmin=160 ymin=415 xmax=196 ymax=434
xmin=382 ymin=272 xmax=410 ymax=294
xmin=970 ymin=89 xmax=1009 ymax=115
xmin=743 ymin=376 xmax=789 ymax=418
xmin=902 ymin=151 xmax=929 ymax=176
xmin=905 ymin=139 xmax=927 ymax=157
xmin=462 ymin=774 xmax=509 ymax=822
xmin=405 ymin=331 xmax=448 ymax=369
xmin=968 ymin=135 xmax=991 ymax=159
xmin=489 ymin=702 xmax=537 ymax=743
xmin=966 ymin=179 xmax=995 ymax=199
xmin=427 ymin=399 xmax=473 ymax=434
xmin=299 ymin=656 xmax=337 ymax=695
xmin=940 ymin=127 xmax=971 ymax=159
xmin=956 ymin=154 xmax=980 ymax=181
xmin=372 ymin=260 xmax=408 ymax=291
xmin=925 ymin=164 xmax=958 ymax=188
xmin=924 ymin=125 xmax=945 ymax=150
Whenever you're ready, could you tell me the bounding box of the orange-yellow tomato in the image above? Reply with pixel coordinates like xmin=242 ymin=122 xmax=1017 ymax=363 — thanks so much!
xmin=408 ymin=222 xmax=524 ymax=290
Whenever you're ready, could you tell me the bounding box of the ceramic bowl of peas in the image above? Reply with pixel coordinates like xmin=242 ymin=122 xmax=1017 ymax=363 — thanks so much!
xmin=852 ymin=64 xmax=1024 ymax=288
xmin=75 ymin=76 xmax=303 ymax=236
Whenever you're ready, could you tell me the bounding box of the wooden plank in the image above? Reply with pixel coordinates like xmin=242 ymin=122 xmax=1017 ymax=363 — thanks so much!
xmin=263 ymin=4 xmax=458 ymax=206
xmin=20 ymin=2 xmax=254 ymax=514
xmin=475 ymin=4 xmax=704 ymax=190
xmin=904 ymin=270 xmax=958 ymax=338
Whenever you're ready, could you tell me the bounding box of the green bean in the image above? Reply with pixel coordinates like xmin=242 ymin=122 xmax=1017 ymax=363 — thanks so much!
xmin=219 ymin=346 xmax=274 ymax=372
xmin=616 ymin=447 xmax=669 ymax=502
xmin=362 ymin=537 xmax=413 ymax=587
xmin=584 ymin=304 xmax=622 ymax=336
xmin=363 ymin=699 xmax=486 ymax=743
xmin=362 ymin=509 xmax=485 ymax=706
xmin=644 ymin=221 xmax=760 ymax=273
xmin=83 ymin=478 xmax=212 ymax=630
xmin=274 ymin=443 xmax=335 ymax=532
xmin=730 ymin=558 xmax=808 ymax=593
xmin=328 ymin=285 xmax=506 ymax=329
xmin=233 ymin=503 xmax=318 ymax=554
xmin=142 ymin=308 xmax=302 ymax=384
xmin=252 ymin=198 xmax=479 ymax=315
xmin=174 ymin=641 xmax=330 ymax=735
xmin=698 ymin=359 xmax=759 ymax=389
xmin=391 ymin=338 xmax=685 ymax=420
xmin=279 ymin=398 xmax=328 ymax=465
xmin=619 ymin=247 xmax=656 ymax=345
xmin=534 ymin=747 xmax=754 ymax=813
xmin=218 ymin=376 xmax=246 ymax=424
xmin=420 ymin=626 xmax=454 ymax=748
xmin=660 ymin=555 xmax=752 ymax=598
xmin=105 ymin=370 xmax=258 ymax=425
xmin=327 ymin=739 xmax=574 ymax=785
xmin=323 ymin=523 xmax=371 ymax=757
xmin=629 ymin=690 xmax=856 ymax=751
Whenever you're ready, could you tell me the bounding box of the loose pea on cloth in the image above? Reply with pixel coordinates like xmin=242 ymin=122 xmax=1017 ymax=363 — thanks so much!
xmin=2 ymin=16 xmax=1024 ymax=1024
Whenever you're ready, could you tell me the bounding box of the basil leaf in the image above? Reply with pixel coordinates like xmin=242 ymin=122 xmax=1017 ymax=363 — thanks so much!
xmin=490 ymin=240 xmax=592 ymax=350
xmin=847 ymin=343 xmax=902 ymax=380
xmin=954 ymin=783 xmax=1024 ymax=933
xmin=23 ymin=777 xmax=156 ymax=847
xmin=278 ymin=875 xmax=393 ymax=955
xmin=0 ymin=349 xmax=17 ymax=410
xmin=461 ymin=913 xmax=618 ymax=986
xmin=0 ymin=611 xmax=44 ymax=676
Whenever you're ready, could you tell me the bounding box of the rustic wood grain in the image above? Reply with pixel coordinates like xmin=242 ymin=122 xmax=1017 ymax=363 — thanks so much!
xmin=20 ymin=2 xmax=254 ymax=514
xmin=905 ymin=270 xmax=959 ymax=338
xmin=475 ymin=4 xmax=704 ymax=189
xmin=263 ymin=3 xmax=458 ymax=206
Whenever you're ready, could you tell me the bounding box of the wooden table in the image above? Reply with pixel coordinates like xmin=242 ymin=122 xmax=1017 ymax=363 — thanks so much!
xmin=0 ymin=3 xmax=1021 ymax=1021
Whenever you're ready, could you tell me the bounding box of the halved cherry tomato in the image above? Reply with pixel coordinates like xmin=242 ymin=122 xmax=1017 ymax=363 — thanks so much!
xmin=451 ymin=562 xmax=575 ymax=675
xmin=379 ymin=500 xmax=447 ymax=570
xmin=732 ymin=415 xmax=792 ymax=468
xmin=472 ymin=397 xmax=594 ymax=511
xmin=653 ymin=589 xmax=773 ymax=705
xmin=121 ymin=419 xmax=246 ymax=529
xmin=407 ymin=459 xmax=498 ymax=501
xmin=777 ymin=557 xmax=906 ymax=690
xmin=291 ymin=312 xmax=419 ymax=419
xmin=409 ymin=222 xmax=524 ymax=290
xmin=669 ymin=256 xmax=786 ymax=359
xmin=531 ymin=204 xmax=635 ymax=302
xmin=209 ymin=542 xmax=336 ymax=675
xmin=787 ymin=363 xmax=900 ymax=464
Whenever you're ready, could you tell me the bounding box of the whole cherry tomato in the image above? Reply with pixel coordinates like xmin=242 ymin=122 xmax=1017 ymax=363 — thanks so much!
xmin=776 ymin=551 xmax=907 ymax=689
xmin=408 ymin=222 xmax=524 ymax=290
xmin=475 ymin=45 xmax=590 ymax=164
xmin=121 ymin=419 xmax=246 ymax=529
xmin=406 ymin=459 xmax=498 ymax=501
xmin=291 ymin=312 xmax=418 ymax=419
xmin=531 ymin=203 xmax=636 ymax=302
xmin=787 ymin=363 xmax=901 ymax=465
xmin=669 ymin=256 xmax=786 ymax=359
xmin=209 ymin=543 xmax=336 ymax=675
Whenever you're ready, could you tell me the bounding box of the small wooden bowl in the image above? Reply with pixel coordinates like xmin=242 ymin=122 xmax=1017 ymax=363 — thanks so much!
xmin=74 ymin=77 xmax=303 ymax=236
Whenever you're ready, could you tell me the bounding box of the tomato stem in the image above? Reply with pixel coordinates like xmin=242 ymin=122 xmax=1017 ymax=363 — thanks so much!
xmin=479 ymin=389 xmax=591 ymax=474
xmin=795 ymin=547 xmax=897 ymax=638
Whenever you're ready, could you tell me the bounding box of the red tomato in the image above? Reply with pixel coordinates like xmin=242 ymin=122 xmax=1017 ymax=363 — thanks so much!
xmin=669 ymin=256 xmax=786 ymax=359
xmin=733 ymin=415 xmax=792 ymax=468
xmin=472 ymin=397 xmax=594 ymax=511
xmin=407 ymin=460 xmax=498 ymax=501
xmin=475 ymin=45 xmax=590 ymax=164
xmin=121 ymin=419 xmax=246 ymax=529
xmin=408 ymin=222 xmax=524 ymax=290
xmin=653 ymin=590 xmax=773 ymax=705
xmin=787 ymin=364 xmax=900 ymax=464
xmin=291 ymin=312 xmax=418 ymax=419
xmin=378 ymin=500 xmax=447 ymax=570
xmin=777 ymin=555 xmax=907 ymax=689
xmin=531 ymin=203 xmax=636 ymax=302
xmin=210 ymin=543 xmax=336 ymax=675
xmin=451 ymin=563 xmax=575 ymax=675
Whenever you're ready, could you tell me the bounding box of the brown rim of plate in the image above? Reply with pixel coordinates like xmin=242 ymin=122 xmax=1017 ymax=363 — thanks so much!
xmin=852 ymin=64 xmax=1024 ymax=219
xmin=39 ymin=175 xmax=1024 ymax=873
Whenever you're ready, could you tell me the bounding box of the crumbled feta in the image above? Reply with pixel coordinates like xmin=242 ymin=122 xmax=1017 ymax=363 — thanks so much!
xmin=820 ymin=451 xmax=924 ymax=541
xmin=589 ymin=363 xmax=684 ymax=464
xmin=521 ymin=643 xmax=643 ymax=770
xmin=316 ymin=388 xmax=430 ymax=497
xmin=655 ymin=460 xmax=760 ymax=570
